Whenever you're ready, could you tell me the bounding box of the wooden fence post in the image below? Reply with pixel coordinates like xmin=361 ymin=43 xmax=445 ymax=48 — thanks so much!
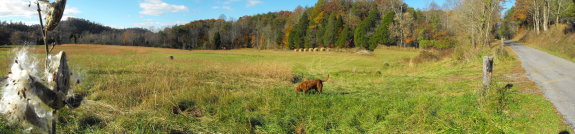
xmin=499 ymin=38 xmax=505 ymax=54
xmin=483 ymin=56 xmax=494 ymax=97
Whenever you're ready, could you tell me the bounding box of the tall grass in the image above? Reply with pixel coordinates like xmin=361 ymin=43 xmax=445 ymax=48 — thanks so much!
xmin=0 ymin=44 xmax=571 ymax=133
xmin=521 ymin=24 xmax=575 ymax=62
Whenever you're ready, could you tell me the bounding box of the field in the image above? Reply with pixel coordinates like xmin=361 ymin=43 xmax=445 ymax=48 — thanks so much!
xmin=0 ymin=44 xmax=571 ymax=133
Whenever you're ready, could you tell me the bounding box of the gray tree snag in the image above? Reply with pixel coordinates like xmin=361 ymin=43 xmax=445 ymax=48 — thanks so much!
xmin=483 ymin=56 xmax=494 ymax=97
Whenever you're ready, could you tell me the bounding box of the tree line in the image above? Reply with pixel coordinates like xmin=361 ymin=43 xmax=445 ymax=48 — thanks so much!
xmin=0 ymin=18 xmax=161 ymax=47
xmin=502 ymin=0 xmax=575 ymax=37
xmin=2 ymin=0 xmax=573 ymax=51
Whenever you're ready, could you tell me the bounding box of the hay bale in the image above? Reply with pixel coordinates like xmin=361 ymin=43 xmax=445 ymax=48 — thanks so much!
xmin=320 ymin=48 xmax=326 ymax=51
xmin=326 ymin=48 xmax=331 ymax=52
xmin=314 ymin=48 xmax=319 ymax=52
xmin=355 ymin=50 xmax=373 ymax=56
xmin=294 ymin=49 xmax=298 ymax=52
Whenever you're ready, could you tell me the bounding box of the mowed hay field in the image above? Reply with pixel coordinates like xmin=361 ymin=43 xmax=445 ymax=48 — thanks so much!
xmin=0 ymin=44 xmax=571 ymax=133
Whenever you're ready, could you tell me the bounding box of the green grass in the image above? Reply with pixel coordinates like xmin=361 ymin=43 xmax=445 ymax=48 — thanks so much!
xmin=0 ymin=44 xmax=571 ymax=133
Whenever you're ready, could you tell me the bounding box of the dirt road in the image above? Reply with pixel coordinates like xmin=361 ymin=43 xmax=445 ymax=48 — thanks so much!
xmin=509 ymin=41 xmax=575 ymax=128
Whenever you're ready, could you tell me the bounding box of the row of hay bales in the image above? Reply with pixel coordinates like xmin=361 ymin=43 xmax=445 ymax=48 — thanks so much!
xmin=293 ymin=48 xmax=331 ymax=52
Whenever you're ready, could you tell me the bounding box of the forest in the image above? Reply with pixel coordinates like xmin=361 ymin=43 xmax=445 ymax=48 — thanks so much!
xmin=1 ymin=0 xmax=574 ymax=51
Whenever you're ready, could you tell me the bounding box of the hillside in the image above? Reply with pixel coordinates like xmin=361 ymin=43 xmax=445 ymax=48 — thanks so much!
xmin=518 ymin=24 xmax=575 ymax=62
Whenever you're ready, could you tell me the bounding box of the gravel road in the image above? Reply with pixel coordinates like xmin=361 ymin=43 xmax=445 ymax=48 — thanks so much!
xmin=509 ymin=41 xmax=575 ymax=128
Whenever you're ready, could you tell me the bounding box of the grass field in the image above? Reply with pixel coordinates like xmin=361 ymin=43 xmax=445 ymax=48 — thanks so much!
xmin=0 ymin=44 xmax=571 ymax=133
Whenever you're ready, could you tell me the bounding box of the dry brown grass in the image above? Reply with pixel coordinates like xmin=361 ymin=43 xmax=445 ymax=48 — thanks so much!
xmin=521 ymin=24 xmax=575 ymax=61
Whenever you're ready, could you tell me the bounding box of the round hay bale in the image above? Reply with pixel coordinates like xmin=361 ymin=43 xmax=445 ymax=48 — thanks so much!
xmin=294 ymin=49 xmax=298 ymax=52
xmin=320 ymin=48 xmax=326 ymax=51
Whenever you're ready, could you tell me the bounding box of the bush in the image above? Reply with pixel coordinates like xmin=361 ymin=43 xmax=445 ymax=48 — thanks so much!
xmin=419 ymin=40 xmax=453 ymax=49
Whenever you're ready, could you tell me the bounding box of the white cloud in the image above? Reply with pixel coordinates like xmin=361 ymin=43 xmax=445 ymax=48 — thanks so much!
xmin=134 ymin=21 xmax=183 ymax=28
xmin=0 ymin=0 xmax=81 ymax=17
xmin=247 ymin=0 xmax=262 ymax=7
xmin=134 ymin=21 xmax=184 ymax=32
xmin=223 ymin=0 xmax=240 ymax=4
xmin=64 ymin=7 xmax=81 ymax=15
xmin=139 ymin=0 xmax=188 ymax=16
xmin=0 ymin=0 xmax=37 ymax=18
xmin=212 ymin=6 xmax=233 ymax=11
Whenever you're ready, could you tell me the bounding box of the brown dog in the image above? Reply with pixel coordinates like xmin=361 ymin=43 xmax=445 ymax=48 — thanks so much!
xmin=295 ymin=75 xmax=329 ymax=94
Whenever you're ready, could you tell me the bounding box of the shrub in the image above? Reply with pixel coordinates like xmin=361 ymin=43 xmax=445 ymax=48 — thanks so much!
xmin=419 ymin=40 xmax=453 ymax=49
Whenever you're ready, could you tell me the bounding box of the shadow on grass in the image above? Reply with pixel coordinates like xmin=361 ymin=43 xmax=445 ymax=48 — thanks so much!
xmin=297 ymin=91 xmax=353 ymax=95
xmin=323 ymin=92 xmax=352 ymax=95
xmin=564 ymin=24 xmax=575 ymax=34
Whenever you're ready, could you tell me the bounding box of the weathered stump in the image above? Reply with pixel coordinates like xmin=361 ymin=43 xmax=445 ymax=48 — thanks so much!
xmin=483 ymin=56 xmax=494 ymax=96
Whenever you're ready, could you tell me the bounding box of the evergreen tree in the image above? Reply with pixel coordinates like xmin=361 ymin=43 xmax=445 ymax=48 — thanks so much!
xmin=354 ymin=8 xmax=379 ymax=49
xmin=323 ymin=13 xmax=337 ymax=47
xmin=305 ymin=27 xmax=316 ymax=48
xmin=335 ymin=15 xmax=344 ymax=32
xmin=213 ymin=32 xmax=222 ymax=50
xmin=336 ymin=25 xmax=351 ymax=48
xmin=288 ymin=28 xmax=297 ymax=49
xmin=289 ymin=12 xmax=310 ymax=49
xmin=276 ymin=31 xmax=284 ymax=47
xmin=369 ymin=11 xmax=395 ymax=50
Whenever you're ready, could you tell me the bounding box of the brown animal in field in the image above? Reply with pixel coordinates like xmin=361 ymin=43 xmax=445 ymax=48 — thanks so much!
xmin=295 ymin=75 xmax=329 ymax=94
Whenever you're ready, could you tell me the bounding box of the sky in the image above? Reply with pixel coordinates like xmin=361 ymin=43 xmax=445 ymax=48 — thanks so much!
xmin=0 ymin=0 xmax=515 ymax=29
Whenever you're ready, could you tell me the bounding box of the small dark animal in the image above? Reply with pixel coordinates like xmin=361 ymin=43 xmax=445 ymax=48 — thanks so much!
xmin=295 ymin=75 xmax=329 ymax=94
xmin=170 ymin=56 xmax=174 ymax=60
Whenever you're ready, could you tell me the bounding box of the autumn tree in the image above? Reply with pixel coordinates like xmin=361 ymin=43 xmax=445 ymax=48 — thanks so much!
xmin=10 ymin=31 xmax=24 ymax=45
xmin=454 ymin=0 xmax=504 ymax=48
xmin=390 ymin=11 xmax=415 ymax=47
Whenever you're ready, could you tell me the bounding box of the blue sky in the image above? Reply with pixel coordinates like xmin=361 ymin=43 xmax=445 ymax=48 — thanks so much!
xmin=0 ymin=0 xmax=514 ymax=29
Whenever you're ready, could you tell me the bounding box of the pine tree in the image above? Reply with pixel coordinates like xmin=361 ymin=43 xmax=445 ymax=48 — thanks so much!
xmin=354 ymin=8 xmax=379 ymax=49
xmin=335 ymin=15 xmax=344 ymax=32
xmin=213 ymin=32 xmax=221 ymax=50
xmin=323 ymin=13 xmax=337 ymax=47
xmin=289 ymin=12 xmax=309 ymax=49
xmin=369 ymin=11 xmax=395 ymax=50
xmin=336 ymin=25 xmax=351 ymax=48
